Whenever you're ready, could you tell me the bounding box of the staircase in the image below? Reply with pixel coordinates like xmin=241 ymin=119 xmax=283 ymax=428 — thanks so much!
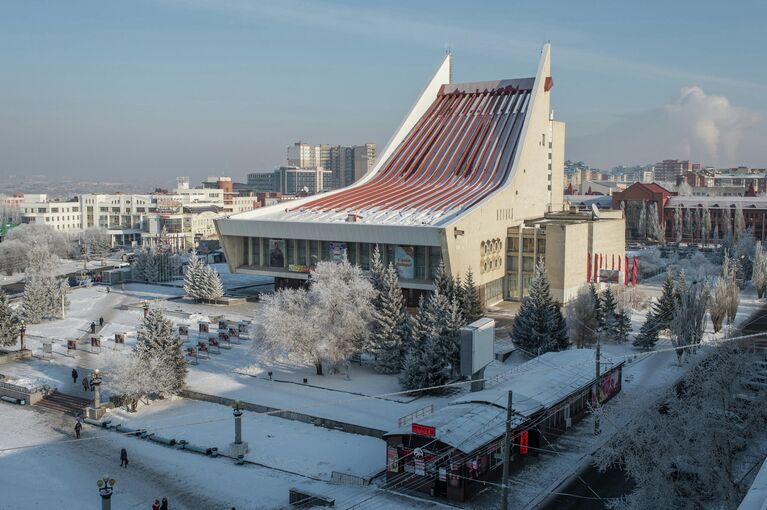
xmin=36 ymin=391 xmax=91 ymax=416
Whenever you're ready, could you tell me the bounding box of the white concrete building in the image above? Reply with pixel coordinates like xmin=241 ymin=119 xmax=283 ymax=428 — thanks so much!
xmin=20 ymin=195 xmax=82 ymax=232
xmin=79 ymin=194 xmax=156 ymax=246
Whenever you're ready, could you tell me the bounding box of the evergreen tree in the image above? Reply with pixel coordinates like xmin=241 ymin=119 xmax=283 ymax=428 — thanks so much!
xmin=369 ymin=245 xmax=386 ymax=298
xmin=201 ymin=264 xmax=224 ymax=300
xmin=445 ymin=295 xmax=465 ymax=373
xmin=370 ymin=264 xmax=407 ymax=374
xmin=0 ymin=290 xmax=21 ymax=348
xmin=651 ymin=271 xmax=677 ymax=332
xmin=21 ymin=274 xmax=51 ymax=323
xmin=511 ymin=260 xmax=563 ymax=354
xmin=589 ymin=283 xmax=603 ymax=328
xmin=633 ymin=311 xmax=658 ymax=351
xmin=432 ymin=260 xmax=455 ymax=299
xmin=600 ymin=286 xmax=618 ymax=337
xmin=183 ymin=252 xmax=204 ymax=300
xmin=49 ymin=278 xmax=70 ymax=319
xmin=548 ymin=301 xmax=570 ymax=351
xmin=462 ymin=268 xmax=483 ymax=323
xmin=615 ymin=308 xmax=632 ymax=344
xmin=136 ymin=309 xmax=187 ymax=394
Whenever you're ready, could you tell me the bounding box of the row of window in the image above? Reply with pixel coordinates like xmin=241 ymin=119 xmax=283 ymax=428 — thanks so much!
xmin=508 ymin=236 xmax=545 ymax=254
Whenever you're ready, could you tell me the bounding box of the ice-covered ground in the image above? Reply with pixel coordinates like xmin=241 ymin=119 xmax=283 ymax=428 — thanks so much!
xmin=0 ymin=404 xmax=429 ymax=510
xmin=109 ymin=399 xmax=386 ymax=479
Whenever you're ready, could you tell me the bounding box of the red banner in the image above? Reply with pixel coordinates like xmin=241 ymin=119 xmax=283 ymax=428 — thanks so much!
xmin=632 ymin=256 xmax=638 ymax=286
xmin=411 ymin=423 xmax=436 ymax=437
xmin=519 ymin=430 xmax=529 ymax=455
xmin=586 ymin=253 xmax=591 ymax=282
xmin=625 ymin=255 xmax=629 ymax=286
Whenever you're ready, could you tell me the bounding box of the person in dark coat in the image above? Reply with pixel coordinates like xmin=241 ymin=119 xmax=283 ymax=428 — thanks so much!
xmin=152 ymin=500 xmax=161 ymax=510
xmin=160 ymin=497 xmax=168 ymax=510
xmin=74 ymin=420 xmax=82 ymax=439
xmin=91 ymin=322 xmax=96 ymax=333
xmin=120 ymin=448 xmax=129 ymax=468
xmin=71 ymin=368 xmax=78 ymax=384
xmin=99 ymin=317 xmax=104 ymax=327
xmin=82 ymin=377 xmax=90 ymax=391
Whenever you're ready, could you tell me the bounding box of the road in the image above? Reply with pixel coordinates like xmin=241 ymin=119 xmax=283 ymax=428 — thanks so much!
xmin=540 ymin=301 xmax=767 ymax=510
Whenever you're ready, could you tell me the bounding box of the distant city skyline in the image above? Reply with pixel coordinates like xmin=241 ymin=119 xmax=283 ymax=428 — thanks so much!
xmin=1 ymin=0 xmax=765 ymax=181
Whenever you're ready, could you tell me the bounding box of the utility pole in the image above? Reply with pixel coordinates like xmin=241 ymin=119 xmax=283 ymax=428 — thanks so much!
xmin=594 ymin=342 xmax=601 ymax=435
xmin=501 ymin=390 xmax=513 ymax=510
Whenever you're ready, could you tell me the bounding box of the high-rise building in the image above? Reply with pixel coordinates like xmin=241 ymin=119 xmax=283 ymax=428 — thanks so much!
xmin=328 ymin=143 xmax=376 ymax=188
xmin=654 ymin=159 xmax=695 ymax=182
xmin=247 ymin=172 xmax=276 ymax=192
xmin=273 ymin=166 xmax=331 ymax=195
xmin=286 ymin=142 xmax=321 ymax=169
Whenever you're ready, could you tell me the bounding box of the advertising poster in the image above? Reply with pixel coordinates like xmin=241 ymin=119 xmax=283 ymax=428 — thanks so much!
xmin=328 ymin=242 xmax=347 ymax=262
xmin=394 ymin=246 xmax=415 ymax=279
xmin=269 ymin=239 xmax=285 ymax=267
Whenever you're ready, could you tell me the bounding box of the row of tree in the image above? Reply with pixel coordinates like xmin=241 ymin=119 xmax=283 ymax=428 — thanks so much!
xmin=183 ymin=253 xmax=224 ymax=302
xmin=258 ymin=247 xmax=483 ymax=392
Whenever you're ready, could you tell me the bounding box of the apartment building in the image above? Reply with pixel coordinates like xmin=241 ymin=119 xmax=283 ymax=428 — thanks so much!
xmin=79 ymin=194 xmax=155 ymax=246
xmin=20 ymin=195 xmax=82 ymax=232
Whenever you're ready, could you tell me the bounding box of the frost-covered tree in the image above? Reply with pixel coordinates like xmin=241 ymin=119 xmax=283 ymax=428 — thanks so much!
xmin=0 ymin=290 xmax=21 ymax=348
xmin=369 ymin=263 xmax=408 ymax=374
xmin=702 ymin=206 xmax=711 ymax=246
xmin=595 ymin=348 xmax=767 ymax=510
xmin=105 ymin=349 xmax=183 ymax=411
xmin=566 ymin=285 xmax=598 ymax=348
xmin=632 ymin=311 xmax=658 ymax=351
xmin=183 ymin=253 xmax=204 ymax=299
xmin=646 ymin=204 xmax=664 ymax=244
xmin=201 ymin=264 xmax=224 ymax=300
xmin=670 ymin=283 xmax=708 ymax=365
xmin=650 ymin=271 xmax=677 ymax=333
xmin=4 ymin=223 xmax=70 ymax=259
xmin=461 ymin=268 xmax=483 ymax=323
xmin=673 ymin=206 xmax=683 ymax=244
xmin=510 ymin=260 xmax=568 ymax=354
xmin=81 ymin=227 xmax=112 ymax=264
xmin=637 ymin=203 xmax=647 ymax=239
xmin=368 ymin=245 xmax=385 ymax=297
xmin=136 ymin=308 xmax=186 ymax=394
xmin=0 ymin=240 xmax=27 ymax=276
xmin=133 ymin=242 xmax=182 ymax=283
xmin=734 ymin=202 xmax=746 ymax=240
xmin=260 ymin=260 xmax=375 ymax=375
xmin=21 ymin=249 xmax=69 ymax=323
xmin=752 ymin=241 xmax=767 ymax=298
xmin=600 ymin=286 xmax=619 ymax=340
xmin=399 ymin=292 xmax=457 ymax=392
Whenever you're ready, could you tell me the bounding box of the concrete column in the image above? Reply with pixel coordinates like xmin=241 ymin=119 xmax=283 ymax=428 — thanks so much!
xmin=234 ymin=407 xmax=242 ymax=445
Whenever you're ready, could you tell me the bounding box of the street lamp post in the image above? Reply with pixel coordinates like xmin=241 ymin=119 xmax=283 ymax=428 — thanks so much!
xmin=142 ymin=300 xmax=149 ymax=318
xmin=91 ymin=369 xmax=102 ymax=410
xmin=96 ymin=475 xmax=116 ymax=510
xmin=19 ymin=320 xmax=26 ymax=352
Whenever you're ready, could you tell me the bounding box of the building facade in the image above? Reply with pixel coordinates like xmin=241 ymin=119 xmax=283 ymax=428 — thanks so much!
xmin=79 ymin=194 xmax=155 ymax=246
xmin=247 ymin=172 xmax=276 ymax=192
xmin=217 ymin=46 xmax=601 ymax=305
xmin=273 ymin=166 xmax=331 ymax=195
xmin=20 ymin=195 xmax=82 ymax=232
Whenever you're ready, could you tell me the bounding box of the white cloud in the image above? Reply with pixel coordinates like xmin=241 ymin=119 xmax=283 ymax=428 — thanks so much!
xmin=568 ymin=86 xmax=763 ymax=168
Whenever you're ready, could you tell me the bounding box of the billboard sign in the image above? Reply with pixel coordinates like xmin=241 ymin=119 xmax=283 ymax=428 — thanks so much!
xmin=394 ymin=246 xmax=415 ymax=279
xmin=328 ymin=242 xmax=346 ymax=263
xmin=411 ymin=423 xmax=436 ymax=437
xmin=460 ymin=318 xmax=495 ymax=376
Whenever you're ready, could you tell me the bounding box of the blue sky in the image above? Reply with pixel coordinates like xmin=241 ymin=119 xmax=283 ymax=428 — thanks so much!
xmin=1 ymin=0 xmax=765 ymax=185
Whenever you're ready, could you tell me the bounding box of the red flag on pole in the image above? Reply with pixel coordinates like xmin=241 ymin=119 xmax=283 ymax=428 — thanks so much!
xmin=586 ymin=253 xmax=591 ymax=282
xmin=632 ymin=256 xmax=638 ymax=286
xmin=612 ymin=254 xmax=615 ymax=270
xmin=618 ymin=255 xmax=622 ymax=272
xmin=594 ymin=254 xmax=599 ymax=284
xmin=625 ymin=255 xmax=629 ymax=285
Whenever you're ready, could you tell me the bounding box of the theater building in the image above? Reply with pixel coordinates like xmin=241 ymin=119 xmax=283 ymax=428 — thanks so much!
xmin=217 ymin=45 xmax=625 ymax=304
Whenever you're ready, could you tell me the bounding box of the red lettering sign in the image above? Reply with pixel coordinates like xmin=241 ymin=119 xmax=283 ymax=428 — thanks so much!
xmin=519 ymin=430 xmax=529 ymax=455
xmin=411 ymin=423 xmax=436 ymax=437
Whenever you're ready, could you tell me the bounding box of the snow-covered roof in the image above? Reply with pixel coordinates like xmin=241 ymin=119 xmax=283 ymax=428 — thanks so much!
xmin=738 ymin=456 xmax=767 ymax=510
xmin=384 ymin=350 xmax=622 ymax=454
xmin=668 ymin=196 xmax=767 ymax=209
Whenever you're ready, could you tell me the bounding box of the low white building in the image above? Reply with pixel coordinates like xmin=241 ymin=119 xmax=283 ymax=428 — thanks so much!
xmin=20 ymin=195 xmax=82 ymax=232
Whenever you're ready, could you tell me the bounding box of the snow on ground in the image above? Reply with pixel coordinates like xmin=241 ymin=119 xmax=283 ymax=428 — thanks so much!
xmin=0 ymin=404 xmax=428 ymax=510
xmin=108 ymin=399 xmax=386 ymax=479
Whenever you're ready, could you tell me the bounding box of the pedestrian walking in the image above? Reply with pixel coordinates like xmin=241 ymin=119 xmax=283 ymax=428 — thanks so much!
xmin=90 ymin=322 xmax=96 ymax=333
xmin=99 ymin=317 xmax=104 ymax=327
xmin=74 ymin=420 xmax=82 ymax=439
xmin=82 ymin=377 xmax=90 ymax=392
xmin=106 ymin=287 xmax=111 ymax=294
xmin=160 ymin=497 xmax=168 ymax=510
xmin=120 ymin=448 xmax=129 ymax=468
xmin=152 ymin=499 xmax=161 ymax=510
xmin=71 ymin=368 xmax=78 ymax=384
